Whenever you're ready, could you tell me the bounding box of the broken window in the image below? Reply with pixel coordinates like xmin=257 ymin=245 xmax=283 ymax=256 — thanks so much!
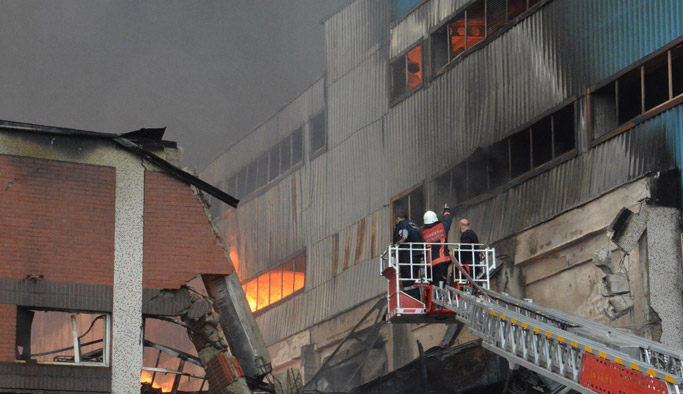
xmin=16 ymin=309 xmax=110 ymax=366
xmin=452 ymin=162 xmax=468 ymax=204
xmin=269 ymin=145 xmax=280 ymax=182
xmin=242 ymin=252 xmax=306 ymax=313
xmin=531 ymin=115 xmax=553 ymax=168
xmin=310 ymin=110 xmax=327 ymax=158
xmin=142 ymin=317 xmax=205 ymax=392
xmin=432 ymin=0 xmax=544 ymax=73
xmin=256 ymin=152 xmax=269 ymax=190
xmin=553 ymin=104 xmax=575 ymax=157
xmin=292 ymin=127 xmax=303 ymax=166
xmin=280 ymin=135 xmax=292 ymax=174
xmin=617 ymin=68 xmax=642 ymax=124
xmin=673 ymin=43 xmax=683 ymax=97
xmin=644 ymin=53 xmax=669 ymax=111
xmin=391 ymin=44 xmax=423 ymax=100
xmin=510 ymin=129 xmax=531 ymax=178
xmin=591 ymin=43 xmax=683 ymax=140
xmin=487 ymin=139 xmax=510 ymax=189
xmin=391 ymin=185 xmax=425 ymax=226
xmin=435 ymin=170 xmax=452 ymax=208
xmin=236 ymin=167 xmax=247 ymax=200
xmin=245 ymin=160 xmax=258 ymax=196
xmin=591 ymin=82 xmax=617 ymax=139
xmin=467 ymin=148 xmax=488 ymax=197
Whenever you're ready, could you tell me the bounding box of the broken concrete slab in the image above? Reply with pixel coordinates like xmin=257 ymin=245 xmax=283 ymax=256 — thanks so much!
xmin=593 ymin=249 xmax=615 ymax=275
xmin=607 ymin=295 xmax=634 ymax=320
xmin=601 ymin=273 xmax=631 ymax=296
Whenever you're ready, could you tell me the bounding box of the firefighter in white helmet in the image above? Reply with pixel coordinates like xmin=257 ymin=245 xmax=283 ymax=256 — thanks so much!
xmin=422 ymin=204 xmax=452 ymax=285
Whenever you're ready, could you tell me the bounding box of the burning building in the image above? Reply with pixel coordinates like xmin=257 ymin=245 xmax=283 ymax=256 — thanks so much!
xmin=0 ymin=123 xmax=268 ymax=393
xmin=201 ymin=0 xmax=683 ymax=391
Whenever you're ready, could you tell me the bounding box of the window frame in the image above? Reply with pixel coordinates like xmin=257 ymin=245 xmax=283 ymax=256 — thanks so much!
xmin=241 ymin=250 xmax=307 ymax=315
xmin=588 ymin=37 xmax=683 ymax=146
xmin=389 ymin=41 xmax=425 ymax=105
xmin=310 ymin=110 xmax=328 ymax=159
xmin=390 ymin=184 xmax=425 ymax=227
xmin=428 ymin=0 xmax=549 ymax=78
xmin=16 ymin=308 xmax=111 ymax=367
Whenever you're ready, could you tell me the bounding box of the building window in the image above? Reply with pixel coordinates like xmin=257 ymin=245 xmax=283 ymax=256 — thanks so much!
xmin=391 ymin=0 xmax=422 ymax=21
xmin=242 ymin=252 xmax=306 ymax=313
xmin=431 ymin=0 xmax=543 ymax=72
xmin=16 ymin=309 xmax=110 ymax=366
xmin=391 ymin=44 xmax=423 ymax=100
xmin=591 ymin=42 xmax=683 ymax=140
xmin=392 ymin=185 xmax=425 ymax=226
xmin=436 ymin=102 xmax=575 ymax=205
xmin=310 ymin=111 xmax=327 ymax=158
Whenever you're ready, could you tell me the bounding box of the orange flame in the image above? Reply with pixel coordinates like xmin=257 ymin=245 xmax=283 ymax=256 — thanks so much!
xmin=243 ymin=272 xmax=304 ymax=312
xmin=140 ymin=370 xmax=173 ymax=393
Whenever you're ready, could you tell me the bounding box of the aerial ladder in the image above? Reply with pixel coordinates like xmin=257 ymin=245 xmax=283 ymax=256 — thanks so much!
xmin=380 ymin=243 xmax=683 ymax=394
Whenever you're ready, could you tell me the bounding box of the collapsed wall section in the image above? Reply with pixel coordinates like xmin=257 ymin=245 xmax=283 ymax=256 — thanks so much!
xmin=143 ymin=171 xmax=234 ymax=289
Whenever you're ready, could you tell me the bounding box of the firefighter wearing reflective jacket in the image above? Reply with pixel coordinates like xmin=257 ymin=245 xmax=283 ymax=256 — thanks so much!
xmin=422 ymin=204 xmax=452 ymax=285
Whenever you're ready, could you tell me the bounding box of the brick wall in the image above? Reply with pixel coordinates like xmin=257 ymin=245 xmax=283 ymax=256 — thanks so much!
xmin=144 ymin=171 xmax=233 ymax=289
xmin=0 ymin=155 xmax=116 ymax=286
xmin=0 ymin=305 xmax=16 ymax=362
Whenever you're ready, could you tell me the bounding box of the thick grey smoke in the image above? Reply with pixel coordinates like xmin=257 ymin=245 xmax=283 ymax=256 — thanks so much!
xmin=0 ymin=0 xmax=348 ymax=169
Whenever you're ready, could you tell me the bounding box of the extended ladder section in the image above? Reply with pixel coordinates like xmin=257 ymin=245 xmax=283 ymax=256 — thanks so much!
xmin=380 ymin=244 xmax=683 ymax=394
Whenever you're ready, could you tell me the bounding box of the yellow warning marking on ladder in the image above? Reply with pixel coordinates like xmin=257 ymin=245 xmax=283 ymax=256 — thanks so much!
xmin=533 ymin=327 xmax=540 ymax=334
xmin=490 ymin=310 xmax=497 ymax=316
xmin=570 ymin=341 xmax=578 ymax=348
xmin=599 ymin=351 xmax=607 ymax=359
xmin=545 ymin=331 xmax=552 ymax=338
xmin=666 ymin=375 xmax=675 ymax=383
xmin=647 ymin=369 xmax=656 ymax=377
xmin=614 ymin=357 xmax=623 ymax=365
xmin=557 ymin=336 xmax=565 ymax=343
xmin=522 ymin=322 xmax=528 ymax=329
xmin=630 ymin=363 xmax=639 ymax=371
xmin=585 ymin=346 xmax=593 ymax=353
xmin=501 ymin=314 xmax=507 ymax=321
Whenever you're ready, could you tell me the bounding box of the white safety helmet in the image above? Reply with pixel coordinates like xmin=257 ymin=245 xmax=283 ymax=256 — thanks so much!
xmin=423 ymin=210 xmax=438 ymax=225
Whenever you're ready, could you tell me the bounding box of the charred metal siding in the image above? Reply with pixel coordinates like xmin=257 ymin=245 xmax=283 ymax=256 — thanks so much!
xmin=201 ymin=0 xmax=683 ymax=346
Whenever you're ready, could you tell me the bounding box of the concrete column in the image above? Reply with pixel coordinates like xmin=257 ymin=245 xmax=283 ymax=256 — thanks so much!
xmin=111 ymin=156 xmax=145 ymax=393
xmin=646 ymin=207 xmax=683 ymax=349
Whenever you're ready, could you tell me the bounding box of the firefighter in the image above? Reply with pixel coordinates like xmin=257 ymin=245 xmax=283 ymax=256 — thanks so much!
xmin=422 ymin=204 xmax=452 ymax=286
xmin=393 ymin=212 xmax=423 ymax=298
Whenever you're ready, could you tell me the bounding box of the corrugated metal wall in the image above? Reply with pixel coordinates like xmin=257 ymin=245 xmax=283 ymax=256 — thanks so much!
xmin=201 ymin=0 xmax=683 ymax=346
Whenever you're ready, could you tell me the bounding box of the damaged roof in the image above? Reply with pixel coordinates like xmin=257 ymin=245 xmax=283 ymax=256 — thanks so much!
xmin=0 ymin=120 xmax=239 ymax=208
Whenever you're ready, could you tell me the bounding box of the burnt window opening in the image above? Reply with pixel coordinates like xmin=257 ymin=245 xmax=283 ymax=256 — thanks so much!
xmin=644 ymin=53 xmax=669 ymax=111
xmin=617 ymin=68 xmax=642 ymax=124
xmin=673 ymin=44 xmax=683 ymax=97
xmin=436 ymin=103 xmax=575 ymax=205
xmin=242 ymin=252 xmax=306 ymax=313
xmin=591 ymin=44 xmax=683 ymax=141
xmin=310 ymin=111 xmax=327 ymax=157
xmin=256 ymin=152 xmax=269 ymax=190
xmin=280 ymin=135 xmax=292 ymax=174
xmin=391 ymin=44 xmax=423 ymax=100
xmin=431 ymin=0 xmax=542 ymax=73
xmin=487 ymin=139 xmax=510 ymax=189
xmin=143 ymin=317 xmax=205 ymax=391
xmin=269 ymin=145 xmax=280 ymax=182
xmin=592 ymin=83 xmax=617 ymax=138
xmin=245 ymin=160 xmax=258 ymax=196
xmin=291 ymin=127 xmax=303 ymax=166
xmin=467 ymin=148 xmax=488 ymax=197
xmin=510 ymin=129 xmax=531 ymax=178
xmin=392 ymin=185 xmax=425 ymax=226
xmin=531 ymin=116 xmax=552 ymax=168
xmin=236 ymin=167 xmax=247 ymax=200
xmin=553 ymin=104 xmax=575 ymax=157
xmin=16 ymin=309 xmax=110 ymax=366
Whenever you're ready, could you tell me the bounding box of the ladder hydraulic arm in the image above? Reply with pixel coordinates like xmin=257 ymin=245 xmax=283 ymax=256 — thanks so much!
xmin=381 ymin=243 xmax=683 ymax=394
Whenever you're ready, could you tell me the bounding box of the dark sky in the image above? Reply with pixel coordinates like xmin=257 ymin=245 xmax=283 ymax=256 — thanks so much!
xmin=0 ymin=0 xmax=349 ymax=169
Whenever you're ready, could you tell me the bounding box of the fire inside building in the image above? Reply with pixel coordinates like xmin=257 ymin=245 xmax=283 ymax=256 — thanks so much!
xmin=2 ymin=0 xmax=683 ymax=393
xmin=198 ymin=0 xmax=683 ymax=392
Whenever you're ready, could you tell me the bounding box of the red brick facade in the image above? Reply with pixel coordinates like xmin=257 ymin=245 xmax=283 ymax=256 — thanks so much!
xmin=0 ymin=155 xmax=115 ymax=285
xmin=143 ymin=171 xmax=234 ymax=289
xmin=0 ymin=305 xmax=16 ymax=362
